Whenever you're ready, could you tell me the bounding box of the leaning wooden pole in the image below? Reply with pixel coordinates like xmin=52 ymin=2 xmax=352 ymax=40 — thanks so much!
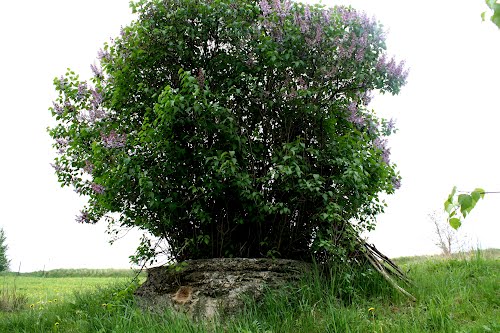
xmin=358 ymin=235 xmax=416 ymax=302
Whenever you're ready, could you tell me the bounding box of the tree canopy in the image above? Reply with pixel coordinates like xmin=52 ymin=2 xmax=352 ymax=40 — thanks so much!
xmin=49 ymin=0 xmax=407 ymax=264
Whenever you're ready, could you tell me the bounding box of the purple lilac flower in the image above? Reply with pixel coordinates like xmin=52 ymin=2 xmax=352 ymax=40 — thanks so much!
xmin=84 ymin=160 xmax=94 ymax=174
xmin=55 ymin=138 xmax=69 ymax=154
xmin=376 ymin=54 xmax=387 ymax=71
xmin=393 ymin=60 xmax=409 ymax=82
xmin=91 ymin=182 xmax=105 ymax=194
xmin=355 ymin=49 xmax=364 ymax=62
xmin=97 ymin=48 xmax=110 ymax=61
xmin=101 ymin=130 xmax=127 ymax=148
xmin=314 ymin=24 xmax=323 ymax=44
xmin=354 ymin=31 xmax=368 ymax=62
xmin=272 ymin=0 xmax=281 ymax=11
xmin=374 ymin=138 xmax=391 ymax=164
xmin=386 ymin=57 xmax=396 ymax=74
xmin=76 ymin=210 xmax=91 ymax=224
xmin=90 ymin=63 xmax=103 ymax=78
xmin=283 ymin=0 xmax=292 ymax=15
xmin=304 ymin=4 xmax=311 ymax=22
xmin=392 ymin=176 xmax=401 ymax=190
xmin=358 ymin=90 xmax=373 ymax=106
xmin=387 ymin=118 xmax=396 ymax=133
xmin=90 ymin=89 xmax=103 ymax=109
xmin=77 ymin=82 xmax=88 ymax=100
xmin=358 ymin=12 xmax=373 ymax=30
xmin=348 ymin=101 xmax=357 ymax=113
xmin=52 ymin=102 xmax=64 ymax=115
xmin=347 ymin=102 xmax=365 ymax=126
xmin=349 ymin=113 xmax=365 ymax=126
xmin=347 ymin=40 xmax=356 ymax=58
xmin=87 ymin=109 xmax=96 ymax=123
xmin=50 ymin=163 xmax=64 ymax=172
xmin=322 ymin=9 xmax=331 ymax=24
xmin=259 ymin=0 xmax=272 ymax=16
xmin=337 ymin=6 xmax=356 ymax=24
xmin=273 ymin=0 xmax=291 ymax=21
xmin=377 ymin=55 xmax=409 ymax=83
xmin=294 ymin=11 xmax=309 ymax=33
xmin=59 ymin=76 xmax=66 ymax=90
xmin=338 ymin=43 xmax=347 ymax=59
xmin=95 ymin=108 xmax=106 ymax=119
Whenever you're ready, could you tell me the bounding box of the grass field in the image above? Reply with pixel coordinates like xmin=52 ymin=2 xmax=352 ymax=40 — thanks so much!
xmin=0 ymin=250 xmax=498 ymax=332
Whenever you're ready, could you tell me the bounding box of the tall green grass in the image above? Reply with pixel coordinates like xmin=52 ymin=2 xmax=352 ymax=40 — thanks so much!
xmin=1 ymin=250 xmax=498 ymax=332
xmin=1 ymin=268 xmax=142 ymax=278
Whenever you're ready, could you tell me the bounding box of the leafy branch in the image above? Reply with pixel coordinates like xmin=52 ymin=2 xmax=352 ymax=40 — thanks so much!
xmin=444 ymin=186 xmax=485 ymax=229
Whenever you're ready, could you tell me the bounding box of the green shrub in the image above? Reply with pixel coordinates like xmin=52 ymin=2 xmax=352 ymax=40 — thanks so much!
xmin=48 ymin=0 xmax=407 ymax=263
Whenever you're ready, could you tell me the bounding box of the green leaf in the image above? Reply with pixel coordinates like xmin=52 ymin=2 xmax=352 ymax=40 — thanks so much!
xmin=444 ymin=200 xmax=454 ymax=214
xmin=448 ymin=186 xmax=457 ymax=202
xmin=474 ymin=188 xmax=486 ymax=199
xmin=449 ymin=218 xmax=461 ymax=230
xmin=471 ymin=190 xmax=481 ymax=202
xmin=458 ymin=194 xmax=473 ymax=211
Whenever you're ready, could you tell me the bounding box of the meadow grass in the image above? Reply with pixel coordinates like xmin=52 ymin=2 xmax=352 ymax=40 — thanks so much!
xmin=0 ymin=250 xmax=498 ymax=332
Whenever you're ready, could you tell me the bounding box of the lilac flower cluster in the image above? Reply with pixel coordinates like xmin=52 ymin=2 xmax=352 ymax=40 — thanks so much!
xmin=101 ymin=130 xmax=127 ymax=148
xmin=377 ymin=54 xmax=409 ymax=83
xmin=294 ymin=10 xmax=309 ymax=33
xmin=386 ymin=118 xmax=396 ymax=133
xmin=59 ymin=76 xmax=66 ymax=90
xmin=80 ymin=88 xmax=106 ymax=123
xmin=259 ymin=0 xmax=291 ymax=19
xmin=347 ymin=102 xmax=365 ymax=126
xmin=259 ymin=0 xmax=272 ymax=16
xmin=76 ymin=82 xmax=88 ymax=100
xmin=391 ymin=176 xmax=401 ymax=190
xmin=55 ymin=137 xmax=69 ymax=154
xmin=90 ymin=89 xmax=103 ymax=109
xmin=75 ymin=210 xmax=91 ymax=224
xmin=90 ymin=63 xmax=103 ymax=78
xmin=360 ymin=91 xmax=373 ymax=106
xmin=91 ymin=182 xmax=105 ymax=194
xmin=97 ymin=48 xmax=111 ymax=62
xmin=374 ymin=138 xmax=391 ymax=164
xmin=52 ymin=102 xmax=64 ymax=115
xmin=337 ymin=6 xmax=356 ymax=23
xmin=84 ymin=160 xmax=94 ymax=174
xmin=337 ymin=6 xmax=376 ymax=33
xmin=336 ymin=29 xmax=370 ymax=63
xmin=50 ymin=162 xmax=64 ymax=173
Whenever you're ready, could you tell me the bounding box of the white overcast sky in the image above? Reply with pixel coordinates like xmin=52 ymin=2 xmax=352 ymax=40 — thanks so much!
xmin=0 ymin=1 xmax=498 ymax=272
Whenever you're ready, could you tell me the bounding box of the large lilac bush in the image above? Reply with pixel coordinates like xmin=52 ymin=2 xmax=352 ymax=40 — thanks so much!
xmin=49 ymin=0 xmax=407 ymax=263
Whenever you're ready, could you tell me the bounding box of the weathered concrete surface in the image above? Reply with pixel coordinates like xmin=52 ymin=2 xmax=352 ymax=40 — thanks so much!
xmin=135 ymin=258 xmax=311 ymax=319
